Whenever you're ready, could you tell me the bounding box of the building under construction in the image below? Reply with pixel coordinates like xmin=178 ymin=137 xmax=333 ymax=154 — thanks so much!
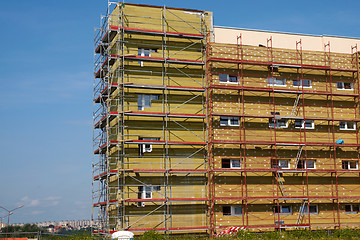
xmin=92 ymin=1 xmax=360 ymax=236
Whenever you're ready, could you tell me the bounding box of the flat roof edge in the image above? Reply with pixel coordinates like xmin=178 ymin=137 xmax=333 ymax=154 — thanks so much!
xmin=214 ymin=25 xmax=360 ymax=41
xmin=124 ymin=2 xmax=206 ymax=13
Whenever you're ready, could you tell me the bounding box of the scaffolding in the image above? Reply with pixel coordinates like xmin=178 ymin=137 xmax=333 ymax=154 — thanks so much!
xmin=93 ymin=1 xmax=360 ymax=237
xmin=92 ymin=1 xmax=211 ymax=236
xmin=207 ymin=34 xmax=360 ymax=234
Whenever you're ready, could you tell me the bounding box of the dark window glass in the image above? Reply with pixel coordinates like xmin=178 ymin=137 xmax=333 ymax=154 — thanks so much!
xmin=222 ymin=159 xmax=231 ymax=168
xmin=223 ymin=206 xmax=231 ymax=215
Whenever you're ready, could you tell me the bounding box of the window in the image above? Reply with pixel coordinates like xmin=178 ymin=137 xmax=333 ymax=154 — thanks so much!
xmin=223 ymin=206 xmax=242 ymax=216
xmin=274 ymin=205 xmax=292 ymax=215
xmin=302 ymin=205 xmax=318 ymax=214
xmin=271 ymin=159 xmax=290 ymax=169
xmin=137 ymin=185 xmax=161 ymax=207
xmin=275 ymin=220 xmax=285 ymax=225
xmin=297 ymin=160 xmax=315 ymax=169
xmin=138 ymin=94 xmax=160 ymax=110
xmin=138 ymin=48 xmax=157 ymax=66
xmin=219 ymin=74 xmax=239 ymax=84
xmin=267 ymin=77 xmax=286 ymax=86
xmin=138 ymin=186 xmax=153 ymax=199
xmin=337 ymin=82 xmax=353 ymax=90
xmin=139 ymin=137 xmax=160 ymax=155
xmin=293 ymin=80 xmax=311 ymax=88
xmin=269 ymin=118 xmax=288 ymax=128
xmin=345 ymin=204 xmax=360 ymax=213
xmin=339 ymin=122 xmax=356 ymax=131
xmin=295 ymin=120 xmax=314 ymax=129
xmin=222 ymin=159 xmax=242 ymax=169
xmin=220 ymin=116 xmax=239 ymax=126
xmin=342 ymin=161 xmax=358 ymax=170
xmin=138 ymin=48 xmax=157 ymax=57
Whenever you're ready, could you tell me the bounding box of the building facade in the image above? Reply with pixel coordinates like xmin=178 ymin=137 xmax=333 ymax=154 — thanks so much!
xmin=93 ymin=2 xmax=360 ymax=236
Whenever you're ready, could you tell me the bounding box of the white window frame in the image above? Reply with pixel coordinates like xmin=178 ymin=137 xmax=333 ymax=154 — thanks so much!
xmin=337 ymin=82 xmax=353 ymax=90
xmin=269 ymin=118 xmax=288 ymax=129
xmin=221 ymin=159 xmax=242 ymax=169
xmin=342 ymin=161 xmax=358 ymax=170
xmin=139 ymin=137 xmax=160 ymax=155
xmin=293 ymin=79 xmax=312 ymax=88
xmin=138 ymin=94 xmax=160 ymax=110
xmin=138 ymin=185 xmax=161 ymax=200
xmin=345 ymin=204 xmax=360 ymax=213
xmin=274 ymin=205 xmax=292 ymax=215
xmin=137 ymin=185 xmax=161 ymax=207
xmin=219 ymin=74 xmax=239 ymax=84
xmin=297 ymin=160 xmax=316 ymax=169
xmin=339 ymin=121 xmax=356 ymax=131
xmin=223 ymin=205 xmax=242 ymax=216
xmin=271 ymin=159 xmax=290 ymax=169
xmin=138 ymin=185 xmax=153 ymax=199
xmin=267 ymin=77 xmax=286 ymax=86
xmin=138 ymin=48 xmax=157 ymax=66
xmin=295 ymin=120 xmax=314 ymax=129
xmin=220 ymin=116 xmax=239 ymax=127
xmin=303 ymin=204 xmax=319 ymax=214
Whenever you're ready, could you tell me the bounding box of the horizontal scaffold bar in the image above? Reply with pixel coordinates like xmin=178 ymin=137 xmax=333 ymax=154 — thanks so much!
xmin=213 ymin=196 xmax=360 ymax=200
xmin=93 ymin=169 xmax=207 ymax=180
xmin=209 ymin=57 xmax=358 ymax=72
xmin=124 ymin=111 xmax=206 ymax=118
xmin=95 ymin=25 xmax=205 ymax=53
xmin=122 ymin=83 xmax=205 ymax=92
xmin=94 ymin=83 xmax=118 ymax=103
xmin=212 ymin=168 xmax=360 ymax=173
xmin=211 ymin=140 xmax=360 ymax=147
xmin=93 ymin=197 xmax=208 ymax=206
xmin=210 ymin=112 xmax=360 ymax=122
xmin=209 ymin=84 xmax=359 ymax=97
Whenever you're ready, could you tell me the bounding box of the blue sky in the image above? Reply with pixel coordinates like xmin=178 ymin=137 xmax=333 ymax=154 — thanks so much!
xmin=0 ymin=0 xmax=359 ymax=224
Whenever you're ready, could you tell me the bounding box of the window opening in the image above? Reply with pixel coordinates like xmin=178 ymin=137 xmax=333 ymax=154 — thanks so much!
xmin=139 ymin=137 xmax=160 ymax=155
xmin=295 ymin=120 xmax=314 ymax=129
xmin=267 ymin=77 xmax=286 ymax=86
xmin=223 ymin=206 xmax=242 ymax=216
xmin=138 ymin=94 xmax=160 ymax=110
xmin=339 ymin=122 xmax=356 ymax=131
xmin=220 ymin=116 xmax=239 ymax=126
xmin=345 ymin=204 xmax=360 ymax=213
xmin=138 ymin=48 xmax=157 ymax=67
xmin=271 ymin=159 xmax=290 ymax=169
xmin=219 ymin=74 xmax=239 ymax=84
xmin=293 ymin=79 xmax=311 ymax=88
xmin=337 ymin=82 xmax=353 ymax=90
xmin=269 ymin=118 xmax=288 ymax=129
xmin=274 ymin=205 xmax=292 ymax=215
xmin=300 ymin=204 xmax=319 ymax=214
xmin=342 ymin=161 xmax=358 ymax=170
xmin=297 ymin=160 xmax=315 ymax=169
xmin=222 ymin=159 xmax=242 ymax=169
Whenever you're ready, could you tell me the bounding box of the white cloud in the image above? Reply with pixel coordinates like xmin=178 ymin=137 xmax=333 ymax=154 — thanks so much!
xmin=20 ymin=196 xmax=62 ymax=208
xmin=21 ymin=196 xmax=40 ymax=207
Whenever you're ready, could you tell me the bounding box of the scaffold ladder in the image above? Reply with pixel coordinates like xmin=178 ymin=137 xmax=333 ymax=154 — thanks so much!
xmin=291 ymin=94 xmax=301 ymax=116
xmin=296 ymin=199 xmax=307 ymax=225
xmin=277 ymin=172 xmax=287 ymax=197
xmin=295 ymin=146 xmax=304 ymax=168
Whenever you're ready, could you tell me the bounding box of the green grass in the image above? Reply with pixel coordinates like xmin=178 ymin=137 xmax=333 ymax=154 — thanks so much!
xmin=3 ymin=229 xmax=360 ymax=240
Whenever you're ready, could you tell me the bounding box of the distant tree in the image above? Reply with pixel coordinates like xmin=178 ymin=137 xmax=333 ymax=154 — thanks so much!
xmin=1 ymin=224 xmax=46 ymax=238
xmin=22 ymin=223 xmax=44 ymax=232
